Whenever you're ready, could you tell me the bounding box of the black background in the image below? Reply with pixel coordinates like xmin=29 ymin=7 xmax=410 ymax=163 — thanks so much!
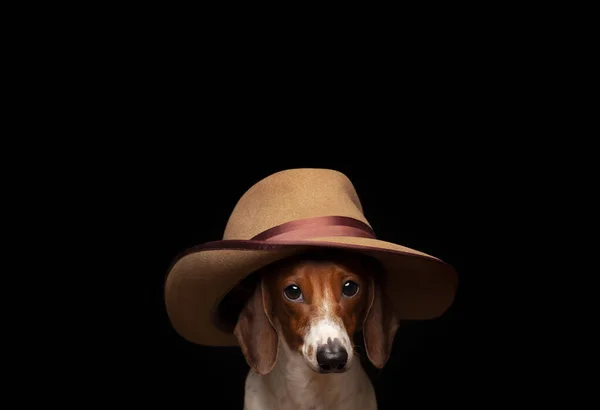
xmin=18 ymin=12 xmax=578 ymax=407
xmin=69 ymin=30 xmax=520 ymax=407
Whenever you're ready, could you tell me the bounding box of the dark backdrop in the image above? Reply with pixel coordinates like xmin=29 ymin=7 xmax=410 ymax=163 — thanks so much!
xmin=30 ymin=18 xmax=555 ymax=407
xmin=110 ymin=157 xmax=471 ymax=409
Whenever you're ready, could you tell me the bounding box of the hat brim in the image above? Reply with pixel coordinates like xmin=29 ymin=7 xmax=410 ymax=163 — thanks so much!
xmin=164 ymin=236 xmax=458 ymax=346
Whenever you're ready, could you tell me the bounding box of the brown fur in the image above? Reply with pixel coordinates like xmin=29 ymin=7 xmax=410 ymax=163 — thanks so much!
xmin=362 ymin=276 xmax=400 ymax=368
xmin=234 ymin=251 xmax=400 ymax=374
xmin=233 ymin=280 xmax=278 ymax=375
xmin=263 ymin=255 xmax=371 ymax=352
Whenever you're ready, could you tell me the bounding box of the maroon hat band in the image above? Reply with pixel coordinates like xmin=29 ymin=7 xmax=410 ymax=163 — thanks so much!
xmin=251 ymin=216 xmax=376 ymax=242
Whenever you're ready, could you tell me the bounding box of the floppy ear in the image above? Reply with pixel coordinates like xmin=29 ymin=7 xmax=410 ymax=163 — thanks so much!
xmin=233 ymin=279 xmax=279 ymax=375
xmin=363 ymin=277 xmax=400 ymax=368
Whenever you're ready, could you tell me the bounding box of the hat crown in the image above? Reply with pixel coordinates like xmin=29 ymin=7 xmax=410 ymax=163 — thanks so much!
xmin=223 ymin=169 xmax=370 ymax=240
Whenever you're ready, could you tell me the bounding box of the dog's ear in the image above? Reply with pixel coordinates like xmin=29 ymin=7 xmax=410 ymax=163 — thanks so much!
xmin=363 ymin=277 xmax=400 ymax=368
xmin=234 ymin=279 xmax=278 ymax=375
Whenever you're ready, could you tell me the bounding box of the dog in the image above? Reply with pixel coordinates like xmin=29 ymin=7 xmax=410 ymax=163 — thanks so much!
xmin=233 ymin=250 xmax=400 ymax=410
xmin=164 ymin=169 xmax=457 ymax=407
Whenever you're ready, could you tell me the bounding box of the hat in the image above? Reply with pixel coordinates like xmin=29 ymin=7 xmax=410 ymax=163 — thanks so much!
xmin=164 ymin=168 xmax=458 ymax=346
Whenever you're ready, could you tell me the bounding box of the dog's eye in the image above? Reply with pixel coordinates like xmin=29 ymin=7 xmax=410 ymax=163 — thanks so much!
xmin=283 ymin=284 xmax=303 ymax=301
xmin=342 ymin=280 xmax=359 ymax=297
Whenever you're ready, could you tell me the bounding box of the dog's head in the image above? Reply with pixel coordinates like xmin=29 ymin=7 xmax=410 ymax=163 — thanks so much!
xmin=233 ymin=250 xmax=400 ymax=375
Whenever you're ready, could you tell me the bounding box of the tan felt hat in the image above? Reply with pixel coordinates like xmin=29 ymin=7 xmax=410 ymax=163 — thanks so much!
xmin=164 ymin=168 xmax=458 ymax=346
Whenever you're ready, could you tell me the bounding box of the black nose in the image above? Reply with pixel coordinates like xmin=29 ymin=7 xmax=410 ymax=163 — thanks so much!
xmin=316 ymin=338 xmax=348 ymax=372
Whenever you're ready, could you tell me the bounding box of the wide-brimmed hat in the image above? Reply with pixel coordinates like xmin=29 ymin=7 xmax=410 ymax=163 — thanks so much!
xmin=164 ymin=168 xmax=458 ymax=346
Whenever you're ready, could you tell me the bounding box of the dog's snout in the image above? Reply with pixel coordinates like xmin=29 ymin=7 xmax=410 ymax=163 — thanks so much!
xmin=316 ymin=338 xmax=348 ymax=372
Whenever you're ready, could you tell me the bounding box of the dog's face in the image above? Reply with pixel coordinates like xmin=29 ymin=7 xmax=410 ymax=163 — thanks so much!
xmin=233 ymin=251 xmax=399 ymax=376
xmin=266 ymin=257 xmax=369 ymax=373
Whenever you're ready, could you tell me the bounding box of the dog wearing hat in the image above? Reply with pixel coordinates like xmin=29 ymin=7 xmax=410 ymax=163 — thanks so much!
xmin=165 ymin=169 xmax=458 ymax=409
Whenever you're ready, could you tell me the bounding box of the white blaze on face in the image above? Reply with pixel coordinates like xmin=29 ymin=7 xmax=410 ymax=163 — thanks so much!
xmin=302 ymin=288 xmax=353 ymax=372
